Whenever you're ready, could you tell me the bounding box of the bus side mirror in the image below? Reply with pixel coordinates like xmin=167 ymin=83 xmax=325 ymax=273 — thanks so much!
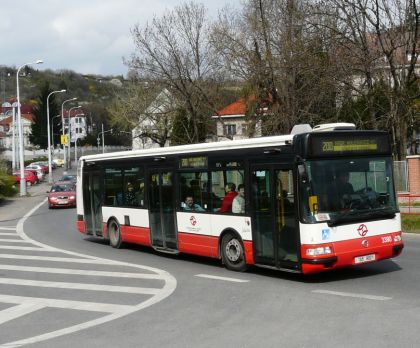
xmin=298 ymin=164 xmax=308 ymax=184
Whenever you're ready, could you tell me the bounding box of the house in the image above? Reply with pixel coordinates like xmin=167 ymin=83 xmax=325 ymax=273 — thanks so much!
xmin=132 ymin=88 xmax=174 ymax=149
xmin=63 ymin=108 xmax=87 ymax=143
xmin=212 ymin=96 xmax=266 ymax=141
xmin=0 ymin=100 xmax=35 ymax=149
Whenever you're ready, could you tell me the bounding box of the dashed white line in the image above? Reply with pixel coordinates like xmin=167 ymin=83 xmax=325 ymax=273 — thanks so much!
xmin=312 ymin=289 xmax=392 ymax=301
xmin=195 ymin=274 xmax=249 ymax=283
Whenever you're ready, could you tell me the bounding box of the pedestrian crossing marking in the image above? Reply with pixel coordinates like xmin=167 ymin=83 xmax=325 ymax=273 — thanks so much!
xmin=0 ymin=265 xmax=163 ymax=279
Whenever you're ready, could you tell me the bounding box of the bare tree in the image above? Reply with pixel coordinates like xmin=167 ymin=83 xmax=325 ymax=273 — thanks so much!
xmin=211 ymin=0 xmax=339 ymax=135
xmin=319 ymin=0 xmax=419 ymax=158
xmin=108 ymin=82 xmax=176 ymax=147
xmin=127 ymin=1 xmax=221 ymax=144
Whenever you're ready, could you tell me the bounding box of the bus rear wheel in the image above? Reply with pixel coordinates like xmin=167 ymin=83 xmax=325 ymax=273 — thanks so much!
xmin=108 ymin=219 xmax=122 ymax=249
xmin=221 ymin=233 xmax=248 ymax=272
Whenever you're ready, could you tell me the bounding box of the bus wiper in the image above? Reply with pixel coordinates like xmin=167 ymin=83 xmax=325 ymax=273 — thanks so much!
xmin=328 ymin=207 xmax=396 ymax=227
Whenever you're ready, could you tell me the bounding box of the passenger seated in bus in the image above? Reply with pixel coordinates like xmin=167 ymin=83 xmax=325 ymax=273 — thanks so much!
xmin=183 ymin=196 xmax=205 ymax=212
xmin=125 ymin=182 xmax=138 ymax=206
xmin=232 ymin=184 xmax=245 ymax=214
xmin=219 ymin=183 xmax=237 ymax=213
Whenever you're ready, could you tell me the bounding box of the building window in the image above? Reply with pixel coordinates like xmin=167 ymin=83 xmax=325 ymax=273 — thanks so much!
xmin=241 ymin=123 xmax=248 ymax=135
xmin=223 ymin=124 xmax=236 ymax=136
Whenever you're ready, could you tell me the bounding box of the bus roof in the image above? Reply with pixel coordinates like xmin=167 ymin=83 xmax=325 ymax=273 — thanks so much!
xmin=80 ymin=133 xmax=295 ymax=163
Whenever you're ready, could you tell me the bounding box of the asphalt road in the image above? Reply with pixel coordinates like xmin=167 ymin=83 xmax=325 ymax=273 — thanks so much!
xmin=1 ymin=180 xmax=420 ymax=348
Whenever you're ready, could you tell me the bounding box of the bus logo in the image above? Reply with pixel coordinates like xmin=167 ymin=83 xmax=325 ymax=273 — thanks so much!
xmin=190 ymin=216 xmax=197 ymax=226
xmin=357 ymin=224 xmax=368 ymax=237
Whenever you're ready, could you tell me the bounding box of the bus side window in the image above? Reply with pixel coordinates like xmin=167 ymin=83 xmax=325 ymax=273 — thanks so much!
xmin=179 ymin=172 xmax=209 ymax=211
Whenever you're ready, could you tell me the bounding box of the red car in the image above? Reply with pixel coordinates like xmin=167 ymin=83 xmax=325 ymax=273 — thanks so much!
xmin=13 ymin=170 xmax=38 ymax=186
xmin=47 ymin=181 xmax=76 ymax=208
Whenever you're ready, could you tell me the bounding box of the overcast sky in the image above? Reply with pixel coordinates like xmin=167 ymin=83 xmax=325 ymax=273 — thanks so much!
xmin=2 ymin=0 xmax=240 ymax=77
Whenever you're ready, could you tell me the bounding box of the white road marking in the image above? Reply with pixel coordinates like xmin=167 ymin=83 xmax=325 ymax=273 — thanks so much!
xmin=0 ymin=254 xmax=117 ymax=264
xmin=0 ymin=264 xmax=163 ymax=279
xmin=312 ymin=289 xmax=392 ymax=301
xmin=0 ymin=294 xmax=133 ymax=313
xmin=0 ymin=232 xmax=16 ymax=236
xmin=0 ymin=238 xmax=28 ymax=243
xmin=195 ymin=274 xmax=250 ymax=283
xmin=0 ymin=303 xmax=45 ymax=325
xmin=0 ymin=278 xmax=160 ymax=295
xmin=0 ymin=245 xmax=52 ymax=251
xmin=0 ymin=198 xmax=177 ymax=348
xmin=0 ymin=227 xmax=16 ymax=231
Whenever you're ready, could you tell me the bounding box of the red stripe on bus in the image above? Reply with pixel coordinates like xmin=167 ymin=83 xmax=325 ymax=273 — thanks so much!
xmin=178 ymin=232 xmax=219 ymax=258
xmin=77 ymin=221 xmax=85 ymax=234
xmin=243 ymin=240 xmax=255 ymax=265
xmin=301 ymin=232 xmax=403 ymax=274
xmin=121 ymin=225 xmax=151 ymax=246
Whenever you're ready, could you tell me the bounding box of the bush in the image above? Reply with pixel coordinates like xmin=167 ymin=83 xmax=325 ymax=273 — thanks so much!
xmin=0 ymin=171 xmax=18 ymax=200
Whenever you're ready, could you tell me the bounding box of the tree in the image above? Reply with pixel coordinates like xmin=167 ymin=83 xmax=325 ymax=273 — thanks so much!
xmin=30 ymin=81 xmax=60 ymax=149
xmin=318 ymin=0 xmax=419 ymax=159
xmin=211 ymin=0 xmax=339 ymax=135
xmin=127 ymin=1 xmax=220 ymax=144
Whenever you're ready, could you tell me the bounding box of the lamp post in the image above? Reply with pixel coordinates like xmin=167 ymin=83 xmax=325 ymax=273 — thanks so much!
xmin=73 ymin=112 xmax=85 ymax=165
xmin=61 ymin=97 xmax=77 ymax=169
xmin=51 ymin=114 xmax=61 ymax=157
xmin=16 ymin=59 xmax=43 ymax=196
xmin=67 ymin=105 xmax=82 ymax=169
xmin=47 ymin=89 xmax=66 ymax=183
xmin=97 ymin=123 xmax=113 ymax=154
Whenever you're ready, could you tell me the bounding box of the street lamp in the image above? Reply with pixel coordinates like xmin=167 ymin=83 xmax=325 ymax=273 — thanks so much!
xmin=16 ymin=59 xmax=43 ymax=196
xmin=67 ymin=105 xmax=82 ymax=169
xmin=61 ymin=97 xmax=77 ymax=168
xmin=47 ymin=89 xmax=66 ymax=183
xmin=97 ymin=123 xmax=113 ymax=154
xmin=73 ymin=112 xmax=85 ymax=164
xmin=51 ymin=114 xmax=61 ymax=155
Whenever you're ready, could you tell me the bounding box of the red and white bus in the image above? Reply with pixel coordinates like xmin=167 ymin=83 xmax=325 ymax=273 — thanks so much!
xmin=76 ymin=123 xmax=403 ymax=274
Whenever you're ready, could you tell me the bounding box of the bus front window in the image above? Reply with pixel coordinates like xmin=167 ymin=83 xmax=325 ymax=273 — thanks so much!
xmin=299 ymin=157 xmax=398 ymax=224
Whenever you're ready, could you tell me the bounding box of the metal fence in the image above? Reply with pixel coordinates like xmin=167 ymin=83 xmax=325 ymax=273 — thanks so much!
xmin=394 ymin=160 xmax=408 ymax=192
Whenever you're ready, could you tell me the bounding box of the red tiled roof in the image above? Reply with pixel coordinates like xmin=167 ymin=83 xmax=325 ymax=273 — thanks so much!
xmin=217 ymin=98 xmax=248 ymax=116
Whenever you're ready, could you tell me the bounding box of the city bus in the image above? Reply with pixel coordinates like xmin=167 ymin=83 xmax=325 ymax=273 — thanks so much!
xmin=76 ymin=123 xmax=404 ymax=274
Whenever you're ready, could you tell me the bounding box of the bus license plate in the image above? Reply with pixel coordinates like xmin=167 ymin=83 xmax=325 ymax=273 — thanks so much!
xmin=354 ymin=254 xmax=376 ymax=264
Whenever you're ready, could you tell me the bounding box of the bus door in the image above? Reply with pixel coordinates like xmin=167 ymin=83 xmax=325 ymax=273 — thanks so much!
xmin=251 ymin=165 xmax=299 ymax=270
xmin=82 ymin=169 xmax=103 ymax=237
xmin=148 ymin=169 xmax=177 ymax=250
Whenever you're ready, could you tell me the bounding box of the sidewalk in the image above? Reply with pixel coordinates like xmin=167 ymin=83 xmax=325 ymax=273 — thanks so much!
xmin=0 ymin=167 xmax=66 ymax=225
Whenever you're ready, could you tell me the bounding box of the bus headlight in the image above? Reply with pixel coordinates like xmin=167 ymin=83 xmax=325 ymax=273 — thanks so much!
xmin=306 ymin=246 xmax=333 ymax=256
xmin=393 ymin=235 xmax=402 ymax=242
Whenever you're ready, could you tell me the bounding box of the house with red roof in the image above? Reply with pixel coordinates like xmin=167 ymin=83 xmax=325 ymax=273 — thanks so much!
xmin=0 ymin=100 xmax=35 ymax=149
xmin=212 ymin=96 xmax=265 ymax=141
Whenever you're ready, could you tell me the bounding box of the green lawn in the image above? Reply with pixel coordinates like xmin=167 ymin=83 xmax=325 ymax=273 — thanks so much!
xmin=402 ymin=215 xmax=420 ymax=233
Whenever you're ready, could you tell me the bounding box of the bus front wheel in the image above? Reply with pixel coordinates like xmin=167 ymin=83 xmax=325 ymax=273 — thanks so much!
xmin=221 ymin=233 xmax=248 ymax=272
xmin=108 ymin=219 xmax=122 ymax=249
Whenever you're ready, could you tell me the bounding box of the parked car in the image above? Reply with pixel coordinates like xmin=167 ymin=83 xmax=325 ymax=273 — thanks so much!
xmin=13 ymin=170 xmax=38 ymax=186
xmin=25 ymin=165 xmax=44 ymax=181
xmin=29 ymin=162 xmax=49 ymax=174
xmin=60 ymin=173 xmax=77 ymax=183
xmin=47 ymin=181 xmax=76 ymax=208
xmin=33 ymin=160 xmax=56 ymax=170
xmin=53 ymin=158 xmax=65 ymax=167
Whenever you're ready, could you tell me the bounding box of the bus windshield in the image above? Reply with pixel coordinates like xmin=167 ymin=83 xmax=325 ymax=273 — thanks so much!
xmin=300 ymin=157 xmax=398 ymax=225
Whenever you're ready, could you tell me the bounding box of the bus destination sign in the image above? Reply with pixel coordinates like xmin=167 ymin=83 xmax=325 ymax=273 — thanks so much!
xmin=180 ymin=156 xmax=208 ymax=169
xmin=321 ymin=139 xmax=377 ymax=153
xmin=308 ymin=133 xmax=390 ymax=157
